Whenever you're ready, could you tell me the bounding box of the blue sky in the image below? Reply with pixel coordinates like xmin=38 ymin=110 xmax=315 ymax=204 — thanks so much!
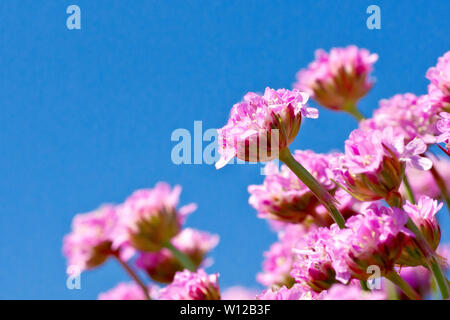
xmin=0 ymin=1 xmax=449 ymax=299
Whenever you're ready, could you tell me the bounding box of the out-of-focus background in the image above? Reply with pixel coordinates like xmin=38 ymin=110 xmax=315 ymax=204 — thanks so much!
xmin=0 ymin=0 xmax=448 ymax=299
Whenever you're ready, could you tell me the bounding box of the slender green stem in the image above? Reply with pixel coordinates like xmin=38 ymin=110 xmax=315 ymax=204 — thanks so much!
xmin=344 ymin=101 xmax=365 ymax=122
xmin=113 ymin=253 xmax=151 ymax=300
xmin=405 ymin=218 xmax=449 ymax=299
xmin=429 ymin=165 xmax=450 ymax=210
xmin=360 ymin=280 xmax=370 ymax=292
xmin=164 ymin=241 xmax=196 ymax=271
xmin=385 ymin=271 xmax=421 ymax=300
xmin=402 ymin=174 xmax=416 ymax=204
xmin=279 ymin=148 xmax=346 ymax=229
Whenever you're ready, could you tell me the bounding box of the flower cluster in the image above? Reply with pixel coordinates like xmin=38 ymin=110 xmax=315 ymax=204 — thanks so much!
xmin=64 ymin=47 xmax=450 ymax=301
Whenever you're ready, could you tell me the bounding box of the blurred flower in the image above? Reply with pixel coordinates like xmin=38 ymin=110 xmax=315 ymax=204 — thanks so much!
xmin=98 ymin=282 xmax=157 ymax=300
xmin=437 ymin=112 xmax=450 ymax=153
xmin=294 ymin=45 xmax=377 ymax=113
xmin=63 ymin=205 xmax=118 ymax=271
xmin=248 ymin=150 xmax=339 ymax=224
xmin=216 ymin=87 xmax=316 ymax=169
xmin=426 ymin=51 xmax=450 ymax=97
xmin=321 ymin=282 xmax=386 ymax=300
xmin=398 ymin=197 xmax=442 ymax=266
xmin=361 ymin=93 xmax=440 ymax=145
xmin=221 ymin=286 xmax=257 ymax=300
xmin=158 ymin=269 xmax=221 ymax=300
xmin=335 ymin=127 xmax=431 ymax=204
xmin=400 ymin=157 xmax=450 ymax=200
xmin=257 ymin=284 xmax=320 ymax=300
xmin=395 ymin=267 xmax=431 ymax=300
xmin=113 ymin=183 xmax=196 ymax=254
xmin=257 ymin=224 xmax=309 ymax=288
xmin=136 ymin=228 xmax=219 ymax=283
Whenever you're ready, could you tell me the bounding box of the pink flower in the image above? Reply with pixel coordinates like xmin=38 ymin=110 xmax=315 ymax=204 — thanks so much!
xmin=257 ymin=225 xmax=309 ymax=287
xmin=158 ymin=269 xmax=221 ymax=300
xmin=63 ymin=205 xmax=118 ymax=271
xmin=362 ymin=93 xmax=440 ymax=144
xmin=398 ymin=197 xmax=443 ymax=266
xmin=248 ymin=150 xmax=339 ymax=224
xmin=221 ymin=286 xmax=257 ymax=300
xmin=136 ymin=228 xmax=219 ymax=283
xmin=322 ymin=283 xmax=386 ymax=300
xmin=257 ymin=284 xmax=321 ymax=300
xmin=294 ymin=45 xmax=378 ymax=111
xmin=113 ymin=183 xmax=197 ymax=254
xmin=98 ymin=282 xmax=157 ymax=300
xmin=335 ymin=127 xmax=431 ymax=203
xmin=426 ymin=51 xmax=450 ymax=97
xmin=400 ymin=157 xmax=450 ymax=200
xmin=396 ymin=267 xmax=431 ymax=300
xmin=437 ymin=112 xmax=450 ymax=153
xmin=216 ymin=87 xmax=316 ymax=169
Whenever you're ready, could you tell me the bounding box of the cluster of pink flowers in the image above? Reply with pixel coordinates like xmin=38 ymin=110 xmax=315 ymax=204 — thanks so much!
xmin=64 ymin=47 xmax=450 ymax=301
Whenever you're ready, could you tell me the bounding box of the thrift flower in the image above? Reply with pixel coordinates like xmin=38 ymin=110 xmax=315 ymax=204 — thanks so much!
xmin=158 ymin=269 xmax=221 ymax=300
xmin=216 ymin=87 xmax=317 ymax=169
xmin=136 ymin=228 xmax=219 ymax=283
xmin=322 ymin=283 xmax=386 ymax=300
xmin=437 ymin=112 xmax=450 ymax=153
xmin=257 ymin=284 xmax=321 ymax=300
xmin=113 ymin=183 xmax=197 ymax=254
xmin=294 ymin=45 xmax=377 ymax=114
xmin=221 ymin=287 xmax=257 ymax=300
xmin=426 ymin=51 xmax=450 ymax=97
xmin=395 ymin=267 xmax=431 ymax=300
xmin=63 ymin=205 xmax=118 ymax=271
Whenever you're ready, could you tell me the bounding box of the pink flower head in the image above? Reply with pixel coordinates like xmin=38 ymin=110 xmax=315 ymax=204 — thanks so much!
xmin=158 ymin=269 xmax=221 ymax=300
xmin=221 ymin=286 xmax=257 ymax=300
xmin=257 ymin=224 xmax=309 ymax=287
xmin=291 ymin=226 xmax=342 ymax=292
xmin=426 ymin=51 xmax=450 ymax=97
xmin=437 ymin=112 xmax=450 ymax=154
xmin=396 ymin=267 xmax=431 ymax=300
xmin=216 ymin=87 xmax=317 ymax=169
xmin=336 ymin=126 xmax=432 ymax=203
xmin=113 ymin=183 xmax=197 ymax=254
xmin=63 ymin=205 xmax=117 ymax=271
xmin=400 ymin=157 xmax=450 ymax=200
xmin=257 ymin=284 xmax=321 ymax=300
xmin=398 ymin=197 xmax=442 ymax=266
xmin=363 ymin=93 xmax=440 ymax=145
xmin=294 ymin=45 xmax=378 ymax=111
xmin=334 ymin=203 xmax=411 ymax=281
xmin=98 ymin=282 xmax=157 ymax=300
xmin=136 ymin=228 xmax=219 ymax=283
xmin=248 ymin=150 xmax=338 ymax=224
xmin=321 ymin=283 xmax=386 ymax=300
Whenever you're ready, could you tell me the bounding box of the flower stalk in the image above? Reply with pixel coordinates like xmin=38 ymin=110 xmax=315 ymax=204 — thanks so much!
xmin=429 ymin=165 xmax=450 ymax=210
xmin=279 ymin=148 xmax=346 ymax=229
xmin=164 ymin=241 xmax=197 ymax=271
xmin=385 ymin=271 xmax=422 ymax=300
xmin=113 ymin=252 xmax=151 ymax=300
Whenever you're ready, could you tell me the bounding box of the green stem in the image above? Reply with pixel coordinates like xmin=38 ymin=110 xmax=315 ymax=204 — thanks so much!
xmin=429 ymin=165 xmax=450 ymax=210
xmin=279 ymin=148 xmax=346 ymax=229
xmin=344 ymin=101 xmax=365 ymax=122
xmin=164 ymin=241 xmax=196 ymax=271
xmin=385 ymin=271 xmax=421 ymax=300
xmin=405 ymin=218 xmax=449 ymax=299
xmin=402 ymin=174 xmax=416 ymax=204
xmin=113 ymin=253 xmax=151 ymax=300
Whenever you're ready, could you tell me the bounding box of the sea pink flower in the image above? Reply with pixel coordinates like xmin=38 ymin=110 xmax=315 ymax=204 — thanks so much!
xmin=335 ymin=127 xmax=432 ymax=204
xmin=294 ymin=45 xmax=378 ymax=111
xmin=321 ymin=283 xmax=386 ymax=300
xmin=291 ymin=226 xmax=342 ymax=292
xmin=395 ymin=267 xmax=431 ymax=300
xmin=257 ymin=284 xmax=321 ymax=300
xmin=98 ymin=282 xmax=157 ymax=300
xmin=63 ymin=205 xmax=118 ymax=271
xmin=332 ymin=203 xmax=412 ymax=282
xmin=158 ymin=269 xmax=221 ymax=300
xmin=361 ymin=93 xmax=440 ymax=145
xmin=221 ymin=286 xmax=257 ymax=300
xmin=426 ymin=51 xmax=450 ymax=97
xmin=398 ymin=197 xmax=443 ymax=266
xmin=136 ymin=228 xmax=219 ymax=283
xmin=437 ymin=112 xmax=450 ymax=153
xmin=400 ymin=157 xmax=450 ymax=200
xmin=248 ymin=150 xmax=339 ymax=224
xmin=257 ymin=225 xmax=309 ymax=288
xmin=113 ymin=183 xmax=197 ymax=254
xmin=215 ymin=87 xmax=317 ymax=169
